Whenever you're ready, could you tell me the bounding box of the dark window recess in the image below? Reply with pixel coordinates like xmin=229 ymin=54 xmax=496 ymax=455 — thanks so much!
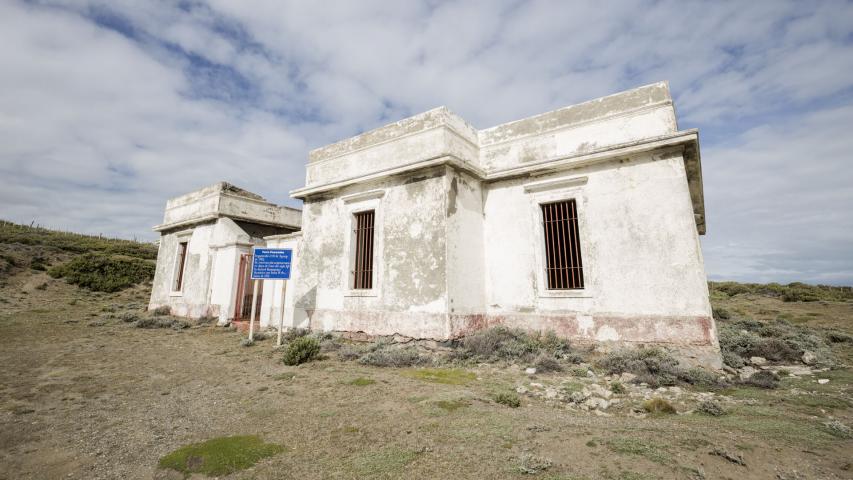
xmin=173 ymin=242 xmax=188 ymax=291
xmin=352 ymin=210 xmax=375 ymax=290
xmin=541 ymin=200 xmax=584 ymax=290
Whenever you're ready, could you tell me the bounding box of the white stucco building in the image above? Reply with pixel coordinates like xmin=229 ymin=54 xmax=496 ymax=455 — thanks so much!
xmin=150 ymin=82 xmax=720 ymax=366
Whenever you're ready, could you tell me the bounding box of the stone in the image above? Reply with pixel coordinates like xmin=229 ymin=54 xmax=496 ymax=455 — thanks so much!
xmin=516 ymin=386 xmax=528 ymax=395
xmin=738 ymin=366 xmax=757 ymax=381
xmin=525 ymin=367 xmax=537 ymax=375
xmin=750 ymin=356 xmax=767 ymax=366
xmin=544 ymin=388 xmax=559 ymax=400
xmin=570 ymin=392 xmax=585 ymax=404
xmin=801 ymin=351 xmax=817 ymax=365
xmin=818 ymin=378 xmax=829 ymax=385
xmin=530 ymin=382 xmax=544 ymax=389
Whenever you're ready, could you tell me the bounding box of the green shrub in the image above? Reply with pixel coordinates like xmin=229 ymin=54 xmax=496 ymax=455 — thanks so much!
xmin=722 ymin=350 xmax=745 ymax=369
xmin=158 ymin=435 xmax=283 ymax=477
xmin=48 ymin=253 xmax=154 ymax=292
xmin=712 ymin=307 xmax=731 ymax=320
xmin=532 ymin=353 xmax=563 ymax=373
xmin=743 ymin=370 xmax=779 ymax=389
xmin=30 ymin=256 xmax=48 ymax=271
xmin=597 ymin=348 xmax=681 ymax=387
xmin=136 ymin=316 xmax=189 ymax=330
xmin=643 ymin=397 xmax=676 ymax=414
xmin=696 ymin=399 xmax=726 ymax=416
xmin=494 ymin=392 xmax=521 ymax=408
xmin=282 ymin=336 xmax=321 ymax=366
xmin=680 ymin=367 xmax=727 ymax=389
xmin=610 ymin=382 xmax=627 ymax=394
xmin=152 ymin=305 xmax=171 ymax=316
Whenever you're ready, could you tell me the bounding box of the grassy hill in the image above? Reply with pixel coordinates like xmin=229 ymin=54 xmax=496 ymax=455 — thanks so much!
xmin=0 ymin=220 xmax=157 ymax=292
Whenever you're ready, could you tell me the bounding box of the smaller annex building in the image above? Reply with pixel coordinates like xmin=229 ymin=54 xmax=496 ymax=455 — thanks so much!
xmin=149 ymin=82 xmax=721 ymax=367
xmin=148 ymin=182 xmax=300 ymax=325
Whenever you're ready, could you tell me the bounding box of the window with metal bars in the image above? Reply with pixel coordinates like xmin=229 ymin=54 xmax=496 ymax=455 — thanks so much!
xmin=541 ymin=200 xmax=584 ymax=290
xmin=172 ymin=241 xmax=188 ymax=291
xmin=352 ymin=210 xmax=375 ymax=289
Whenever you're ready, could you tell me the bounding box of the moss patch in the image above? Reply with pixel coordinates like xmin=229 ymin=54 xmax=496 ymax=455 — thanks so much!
xmin=401 ymin=368 xmax=476 ymax=385
xmin=348 ymin=377 xmax=376 ymax=386
xmin=158 ymin=435 xmax=283 ymax=477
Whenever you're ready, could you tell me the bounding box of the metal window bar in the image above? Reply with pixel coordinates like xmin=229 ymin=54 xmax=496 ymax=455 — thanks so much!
xmin=174 ymin=242 xmax=188 ymax=291
xmin=541 ymin=200 xmax=584 ymax=289
xmin=353 ymin=210 xmax=374 ymax=289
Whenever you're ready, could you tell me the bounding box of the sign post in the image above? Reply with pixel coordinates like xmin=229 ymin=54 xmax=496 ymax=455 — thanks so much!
xmin=249 ymin=248 xmax=292 ymax=344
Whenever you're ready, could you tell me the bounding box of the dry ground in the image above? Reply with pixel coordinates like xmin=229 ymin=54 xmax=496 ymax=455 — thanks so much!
xmin=1 ymin=269 xmax=851 ymax=479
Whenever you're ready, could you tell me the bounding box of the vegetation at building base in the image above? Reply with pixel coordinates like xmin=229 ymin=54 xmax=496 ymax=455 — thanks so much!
xmin=48 ymin=252 xmax=155 ymax=292
xmin=158 ymin=435 xmax=284 ymax=477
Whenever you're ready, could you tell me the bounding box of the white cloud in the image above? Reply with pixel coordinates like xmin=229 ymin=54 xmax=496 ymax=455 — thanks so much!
xmin=0 ymin=0 xmax=851 ymax=284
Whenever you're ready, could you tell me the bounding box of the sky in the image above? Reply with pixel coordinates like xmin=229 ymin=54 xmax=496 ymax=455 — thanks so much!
xmin=1 ymin=0 xmax=852 ymax=285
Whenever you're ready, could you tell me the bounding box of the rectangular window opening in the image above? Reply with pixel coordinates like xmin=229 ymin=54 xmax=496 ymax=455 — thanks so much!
xmin=541 ymin=200 xmax=584 ymax=290
xmin=352 ymin=210 xmax=375 ymax=290
xmin=173 ymin=241 xmax=188 ymax=292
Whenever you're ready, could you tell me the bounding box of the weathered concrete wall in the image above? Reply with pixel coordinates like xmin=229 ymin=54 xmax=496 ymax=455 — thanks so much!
xmin=476 ymin=151 xmax=717 ymax=366
xmin=445 ymin=167 xmax=486 ymax=317
xmin=295 ymin=167 xmax=451 ymax=338
xmin=150 ymin=217 xmax=256 ymax=324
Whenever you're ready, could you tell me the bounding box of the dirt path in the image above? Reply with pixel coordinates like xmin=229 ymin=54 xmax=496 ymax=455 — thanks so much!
xmin=1 ymin=274 xmax=851 ymax=479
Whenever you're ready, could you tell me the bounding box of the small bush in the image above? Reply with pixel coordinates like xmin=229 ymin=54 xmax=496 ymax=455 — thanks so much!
xmin=712 ymin=307 xmax=731 ymax=320
xmin=824 ymin=420 xmax=852 ymax=439
xmin=359 ymin=346 xmax=425 ymax=368
xmin=495 ymin=392 xmax=521 ymax=408
xmin=118 ymin=311 xmax=141 ymax=323
xmin=30 ymin=256 xmax=48 ymax=271
xmin=679 ymin=367 xmax=727 ymax=390
xmin=532 ymin=353 xmax=563 ymax=373
xmin=48 ymin=253 xmax=154 ymax=292
xmin=825 ymin=331 xmax=853 ymax=343
xmin=282 ymin=336 xmax=321 ymax=366
xmin=338 ymin=344 xmax=369 ymax=361
xmin=597 ymin=348 xmax=681 ymax=387
xmin=281 ymin=328 xmax=310 ymax=342
xmin=696 ymin=399 xmax=726 ymax=416
xmin=722 ymin=350 xmax=745 ymax=369
xmin=610 ymin=382 xmax=627 ymax=394
xmin=743 ymin=370 xmax=779 ymax=389
xmin=152 ymin=305 xmax=171 ymax=316
xmin=518 ymin=452 xmax=551 ymax=474
xmin=643 ymin=397 xmax=676 ymax=414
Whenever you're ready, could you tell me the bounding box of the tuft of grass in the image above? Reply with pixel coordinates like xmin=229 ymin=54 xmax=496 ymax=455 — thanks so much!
xmin=282 ymin=337 xmax=321 ymax=366
xmin=606 ymin=437 xmax=671 ymax=465
xmin=518 ymin=452 xmax=552 ymax=474
xmin=136 ymin=316 xmax=189 ymax=330
xmin=643 ymin=397 xmax=676 ymax=415
xmin=494 ymin=392 xmax=521 ymax=408
xmin=158 ymin=435 xmax=283 ymax=477
xmin=823 ymin=420 xmax=852 ymax=439
xmin=359 ymin=345 xmax=426 ymax=367
xmin=348 ymin=377 xmax=375 ymax=386
xmin=350 ymin=447 xmax=417 ymax=477
xmin=610 ymin=381 xmax=627 ymax=394
xmin=402 ymin=368 xmax=475 ymax=385
xmin=435 ymin=399 xmax=469 ymax=412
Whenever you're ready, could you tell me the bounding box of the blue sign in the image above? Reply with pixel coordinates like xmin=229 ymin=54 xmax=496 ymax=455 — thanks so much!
xmin=251 ymin=248 xmax=292 ymax=280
